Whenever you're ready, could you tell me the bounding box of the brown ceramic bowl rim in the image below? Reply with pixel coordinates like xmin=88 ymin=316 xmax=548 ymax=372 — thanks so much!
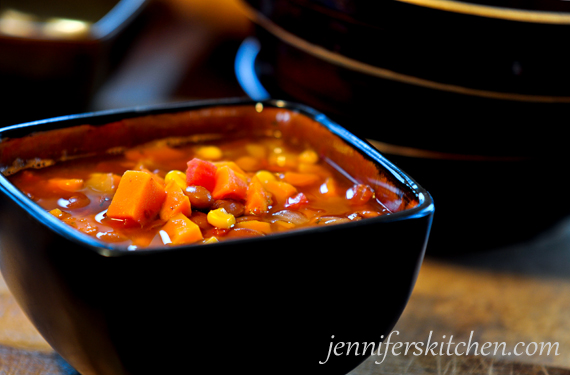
xmin=240 ymin=4 xmax=570 ymax=103
xmin=397 ymin=0 xmax=570 ymax=24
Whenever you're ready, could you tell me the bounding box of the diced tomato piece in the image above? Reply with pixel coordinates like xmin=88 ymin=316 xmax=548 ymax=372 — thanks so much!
xmin=284 ymin=192 xmax=309 ymax=210
xmin=186 ymin=158 xmax=218 ymax=192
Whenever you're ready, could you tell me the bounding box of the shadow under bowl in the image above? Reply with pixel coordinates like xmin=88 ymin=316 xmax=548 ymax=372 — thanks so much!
xmin=0 ymin=99 xmax=434 ymax=375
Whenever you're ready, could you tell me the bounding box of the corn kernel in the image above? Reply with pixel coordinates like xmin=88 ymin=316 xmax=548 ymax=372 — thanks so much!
xmin=165 ymin=170 xmax=187 ymax=190
xmin=246 ymin=143 xmax=267 ymax=159
xmin=49 ymin=208 xmax=64 ymax=218
xmin=254 ymin=170 xmax=277 ymax=185
xmin=207 ymin=208 xmax=235 ymax=229
xmin=268 ymin=152 xmax=296 ymax=169
xmin=196 ymin=146 xmax=223 ymax=160
xmin=298 ymin=149 xmax=319 ymax=164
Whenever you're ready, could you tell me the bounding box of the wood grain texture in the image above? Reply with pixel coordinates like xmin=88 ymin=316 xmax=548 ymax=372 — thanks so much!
xmin=0 ymin=345 xmax=78 ymax=375
xmin=351 ymin=353 xmax=570 ymax=375
xmin=393 ymin=216 xmax=570 ymax=370
xmin=0 ymin=275 xmax=51 ymax=352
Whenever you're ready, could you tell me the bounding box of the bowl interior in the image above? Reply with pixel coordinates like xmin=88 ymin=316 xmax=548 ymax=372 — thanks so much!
xmin=0 ymin=100 xmax=428 ymax=251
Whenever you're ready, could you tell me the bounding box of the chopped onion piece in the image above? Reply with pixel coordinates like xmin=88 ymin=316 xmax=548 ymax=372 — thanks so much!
xmin=271 ymin=210 xmax=309 ymax=225
xmin=314 ymin=216 xmax=352 ymax=225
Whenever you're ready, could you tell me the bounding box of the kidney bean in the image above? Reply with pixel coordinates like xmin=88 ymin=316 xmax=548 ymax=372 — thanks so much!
xmin=190 ymin=211 xmax=213 ymax=230
xmin=226 ymin=227 xmax=263 ymax=239
xmin=59 ymin=193 xmax=90 ymax=209
xmin=184 ymin=185 xmax=213 ymax=210
xmin=211 ymin=199 xmax=245 ymax=217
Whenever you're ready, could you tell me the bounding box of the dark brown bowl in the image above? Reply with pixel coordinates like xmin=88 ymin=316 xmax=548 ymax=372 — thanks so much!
xmin=0 ymin=0 xmax=150 ymax=128
xmin=0 ymin=99 xmax=433 ymax=375
xmin=239 ymin=0 xmax=570 ymax=156
xmin=235 ymin=0 xmax=570 ymax=251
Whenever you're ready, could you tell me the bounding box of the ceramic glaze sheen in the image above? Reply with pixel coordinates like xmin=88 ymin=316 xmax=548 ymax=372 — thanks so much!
xmin=0 ymin=99 xmax=433 ymax=375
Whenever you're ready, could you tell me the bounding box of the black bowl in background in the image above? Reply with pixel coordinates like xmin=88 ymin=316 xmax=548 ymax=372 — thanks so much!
xmin=0 ymin=0 xmax=150 ymax=128
xmin=235 ymin=0 xmax=570 ymax=252
xmin=0 ymin=99 xmax=433 ymax=375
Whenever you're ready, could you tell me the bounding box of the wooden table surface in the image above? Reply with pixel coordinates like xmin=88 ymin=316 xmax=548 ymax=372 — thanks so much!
xmin=2 ymin=0 xmax=570 ymax=373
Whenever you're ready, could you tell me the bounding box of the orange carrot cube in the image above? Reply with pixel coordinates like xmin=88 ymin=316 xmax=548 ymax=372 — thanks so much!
xmin=160 ymin=180 xmax=192 ymax=221
xmin=236 ymin=220 xmax=271 ymax=234
xmin=47 ymin=178 xmax=84 ymax=192
xmin=161 ymin=213 xmax=203 ymax=245
xmin=211 ymin=166 xmax=248 ymax=201
xmin=107 ymin=170 xmax=166 ymax=225
xmin=264 ymin=180 xmax=297 ymax=203
xmin=282 ymin=172 xmax=321 ymax=187
xmin=245 ymin=177 xmax=272 ymax=215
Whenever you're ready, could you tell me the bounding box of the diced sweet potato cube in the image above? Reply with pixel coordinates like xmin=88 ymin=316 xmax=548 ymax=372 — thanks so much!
xmin=47 ymin=178 xmax=84 ymax=192
xmin=161 ymin=213 xmax=203 ymax=245
xmin=160 ymin=180 xmax=192 ymax=221
xmin=107 ymin=170 xmax=166 ymax=225
xmin=212 ymin=166 xmax=248 ymax=201
xmin=282 ymin=172 xmax=321 ymax=187
xmin=236 ymin=220 xmax=271 ymax=234
xmin=264 ymin=180 xmax=297 ymax=203
xmin=213 ymin=161 xmax=248 ymax=181
xmin=245 ymin=177 xmax=272 ymax=215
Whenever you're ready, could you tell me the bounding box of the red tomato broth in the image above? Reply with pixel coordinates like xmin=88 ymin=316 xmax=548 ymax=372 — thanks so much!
xmin=8 ymin=136 xmax=395 ymax=249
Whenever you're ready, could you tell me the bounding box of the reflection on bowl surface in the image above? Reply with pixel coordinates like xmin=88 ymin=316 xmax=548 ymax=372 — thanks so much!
xmin=242 ymin=0 xmax=570 ymax=155
xmin=0 ymin=99 xmax=433 ymax=375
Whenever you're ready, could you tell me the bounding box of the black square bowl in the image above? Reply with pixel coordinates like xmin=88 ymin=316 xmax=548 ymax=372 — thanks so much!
xmin=0 ymin=98 xmax=433 ymax=375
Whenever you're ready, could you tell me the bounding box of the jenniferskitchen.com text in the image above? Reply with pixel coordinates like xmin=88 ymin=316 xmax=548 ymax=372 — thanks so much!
xmin=319 ymin=331 xmax=560 ymax=365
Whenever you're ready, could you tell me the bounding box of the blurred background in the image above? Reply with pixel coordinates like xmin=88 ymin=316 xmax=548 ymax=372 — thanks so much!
xmin=1 ymin=0 xmax=254 ymax=127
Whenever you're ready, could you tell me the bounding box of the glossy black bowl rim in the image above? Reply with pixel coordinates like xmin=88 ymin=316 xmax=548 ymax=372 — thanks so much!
xmin=0 ymin=98 xmax=434 ymax=257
